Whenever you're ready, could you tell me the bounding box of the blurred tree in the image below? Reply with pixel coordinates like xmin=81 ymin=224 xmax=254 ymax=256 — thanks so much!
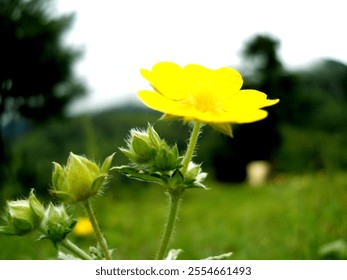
xmin=296 ymin=59 xmax=347 ymax=131
xmin=276 ymin=59 xmax=347 ymax=172
xmin=211 ymin=34 xmax=298 ymax=182
xmin=0 ymin=0 xmax=85 ymax=180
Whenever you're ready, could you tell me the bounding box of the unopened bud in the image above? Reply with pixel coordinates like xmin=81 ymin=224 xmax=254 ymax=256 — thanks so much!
xmin=41 ymin=203 xmax=77 ymax=245
xmin=50 ymin=152 xmax=115 ymax=204
xmin=120 ymin=124 xmax=183 ymax=172
xmin=0 ymin=189 xmax=44 ymax=236
xmin=153 ymin=144 xmax=182 ymax=171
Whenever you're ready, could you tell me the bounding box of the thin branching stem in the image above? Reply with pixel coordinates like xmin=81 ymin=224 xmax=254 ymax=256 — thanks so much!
xmin=181 ymin=122 xmax=202 ymax=175
xmin=156 ymin=190 xmax=181 ymax=260
xmin=84 ymin=199 xmax=112 ymax=260
xmin=61 ymin=238 xmax=93 ymax=260
xmin=156 ymin=121 xmax=202 ymax=260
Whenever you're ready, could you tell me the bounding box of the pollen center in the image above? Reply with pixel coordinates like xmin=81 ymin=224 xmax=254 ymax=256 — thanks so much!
xmin=189 ymin=92 xmax=221 ymax=113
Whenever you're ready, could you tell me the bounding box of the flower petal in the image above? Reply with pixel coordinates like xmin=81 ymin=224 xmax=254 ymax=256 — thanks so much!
xmin=223 ymin=90 xmax=279 ymax=111
xmin=141 ymin=62 xmax=188 ymax=100
xmin=183 ymin=64 xmax=243 ymax=99
xmin=189 ymin=108 xmax=269 ymax=123
xmin=138 ymin=62 xmax=279 ymax=126
xmin=138 ymin=90 xmax=192 ymax=116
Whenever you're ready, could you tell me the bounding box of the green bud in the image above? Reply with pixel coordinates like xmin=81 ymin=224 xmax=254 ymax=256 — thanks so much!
xmin=120 ymin=124 xmax=183 ymax=172
xmin=153 ymin=144 xmax=183 ymax=171
xmin=41 ymin=203 xmax=77 ymax=246
xmin=120 ymin=127 xmax=155 ymax=165
xmin=50 ymin=152 xmax=115 ymax=204
xmin=184 ymin=162 xmax=208 ymax=189
xmin=0 ymin=189 xmax=44 ymax=236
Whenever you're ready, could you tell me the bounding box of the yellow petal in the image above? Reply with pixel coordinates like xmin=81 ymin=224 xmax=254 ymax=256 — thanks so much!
xmin=223 ymin=90 xmax=279 ymax=111
xmin=138 ymin=62 xmax=279 ymax=126
xmin=184 ymin=64 xmax=243 ymax=99
xmin=189 ymin=108 xmax=269 ymax=124
xmin=138 ymin=90 xmax=192 ymax=117
xmin=140 ymin=62 xmax=188 ymax=100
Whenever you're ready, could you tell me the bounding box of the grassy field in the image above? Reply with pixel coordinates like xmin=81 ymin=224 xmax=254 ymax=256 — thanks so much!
xmin=1 ymin=172 xmax=346 ymax=260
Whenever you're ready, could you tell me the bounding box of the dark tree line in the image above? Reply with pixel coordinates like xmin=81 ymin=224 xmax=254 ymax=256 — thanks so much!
xmin=0 ymin=0 xmax=86 ymax=181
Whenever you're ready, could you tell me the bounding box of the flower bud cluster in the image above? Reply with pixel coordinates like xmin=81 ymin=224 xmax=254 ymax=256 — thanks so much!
xmin=0 ymin=190 xmax=76 ymax=246
xmin=115 ymin=125 xmax=207 ymax=191
xmin=120 ymin=125 xmax=183 ymax=172
xmin=50 ymin=153 xmax=115 ymax=204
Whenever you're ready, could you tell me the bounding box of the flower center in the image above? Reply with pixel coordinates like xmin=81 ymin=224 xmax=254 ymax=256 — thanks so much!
xmin=188 ymin=92 xmax=221 ymax=113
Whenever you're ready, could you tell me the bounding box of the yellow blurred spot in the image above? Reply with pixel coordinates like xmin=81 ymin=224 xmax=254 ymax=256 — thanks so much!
xmin=74 ymin=217 xmax=94 ymax=236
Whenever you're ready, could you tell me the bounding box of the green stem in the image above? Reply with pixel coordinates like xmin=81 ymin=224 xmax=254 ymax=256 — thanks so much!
xmin=156 ymin=190 xmax=181 ymax=260
xmin=181 ymin=121 xmax=202 ymax=175
xmin=61 ymin=239 xmax=93 ymax=260
xmin=156 ymin=122 xmax=202 ymax=260
xmin=84 ymin=199 xmax=112 ymax=260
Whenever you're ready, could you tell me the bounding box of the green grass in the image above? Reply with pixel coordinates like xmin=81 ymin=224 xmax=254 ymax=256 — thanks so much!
xmin=1 ymin=172 xmax=347 ymax=259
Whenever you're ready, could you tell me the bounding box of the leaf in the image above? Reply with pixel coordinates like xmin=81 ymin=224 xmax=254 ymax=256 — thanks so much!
xmin=113 ymin=166 xmax=165 ymax=186
xmin=202 ymin=252 xmax=233 ymax=260
xmin=58 ymin=251 xmax=81 ymax=260
xmin=165 ymin=249 xmax=183 ymax=260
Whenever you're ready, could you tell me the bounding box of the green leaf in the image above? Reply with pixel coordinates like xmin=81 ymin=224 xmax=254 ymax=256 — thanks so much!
xmin=165 ymin=249 xmax=183 ymax=260
xmin=113 ymin=166 xmax=165 ymax=186
xmin=202 ymin=252 xmax=233 ymax=260
xmin=58 ymin=251 xmax=81 ymax=260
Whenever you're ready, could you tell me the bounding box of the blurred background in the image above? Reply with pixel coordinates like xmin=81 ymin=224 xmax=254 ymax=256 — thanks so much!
xmin=0 ymin=0 xmax=347 ymax=259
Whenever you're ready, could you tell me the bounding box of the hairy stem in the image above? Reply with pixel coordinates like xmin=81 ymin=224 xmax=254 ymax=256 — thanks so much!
xmin=84 ymin=199 xmax=112 ymax=260
xmin=181 ymin=122 xmax=202 ymax=175
xmin=61 ymin=238 xmax=93 ymax=260
xmin=156 ymin=122 xmax=202 ymax=260
xmin=156 ymin=190 xmax=181 ymax=260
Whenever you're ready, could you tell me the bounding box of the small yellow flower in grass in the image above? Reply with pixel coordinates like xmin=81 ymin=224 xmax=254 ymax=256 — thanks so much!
xmin=74 ymin=217 xmax=94 ymax=236
xmin=138 ymin=62 xmax=279 ymax=136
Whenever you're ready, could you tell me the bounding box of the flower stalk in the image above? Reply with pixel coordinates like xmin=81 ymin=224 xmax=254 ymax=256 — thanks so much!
xmin=84 ymin=199 xmax=112 ymax=260
xmin=61 ymin=238 xmax=93 ymax=260
xmin=156 ymin=190 xmax=182 ymax=260
xmin=181 ymin=122 xmax=202 ymax=175
xmin=156 ymin=121 xmax=202 ymax=260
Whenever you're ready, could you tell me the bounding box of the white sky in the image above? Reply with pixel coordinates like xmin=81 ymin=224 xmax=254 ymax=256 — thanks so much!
xmin=55 ymin=0 xmax=347 ymax=113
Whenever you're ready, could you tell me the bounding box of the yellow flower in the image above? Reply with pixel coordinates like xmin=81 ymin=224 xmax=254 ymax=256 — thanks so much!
xmin=74 ymin=217 xmax=93 ymax=236
xmin=138 ymin=62 xmax=279 ymax=135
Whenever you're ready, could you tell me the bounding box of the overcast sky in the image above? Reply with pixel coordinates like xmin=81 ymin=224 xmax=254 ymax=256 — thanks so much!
xmin=55 ymin=0 xmax=347 ymax=113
